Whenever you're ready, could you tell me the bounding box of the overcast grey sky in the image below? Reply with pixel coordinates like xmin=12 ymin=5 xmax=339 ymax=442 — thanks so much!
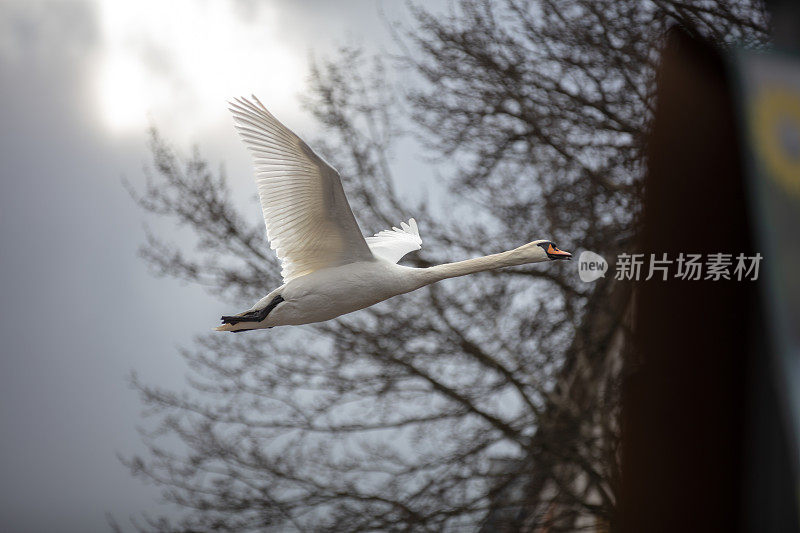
xmin=0 ymin=2 xmax=430 ymax=530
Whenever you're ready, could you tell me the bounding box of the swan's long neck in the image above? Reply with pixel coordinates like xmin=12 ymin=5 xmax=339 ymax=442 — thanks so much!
xmin=415 ymin=246 xmax=543 ymax=286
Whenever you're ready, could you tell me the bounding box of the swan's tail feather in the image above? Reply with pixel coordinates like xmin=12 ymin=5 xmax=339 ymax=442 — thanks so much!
xmin=215 ymin=294 xmax=284 ymax=333
xmin=215 ymin=323 xmax=251 ymax=332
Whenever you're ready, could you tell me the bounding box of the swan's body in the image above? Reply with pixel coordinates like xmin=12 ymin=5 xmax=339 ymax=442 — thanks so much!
xmin=216 ymin=96 xmax=571 ymax=332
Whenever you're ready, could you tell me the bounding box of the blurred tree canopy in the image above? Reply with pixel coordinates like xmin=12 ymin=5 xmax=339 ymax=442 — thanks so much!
xmin=124 ymin=1 xmax=768 ymax=531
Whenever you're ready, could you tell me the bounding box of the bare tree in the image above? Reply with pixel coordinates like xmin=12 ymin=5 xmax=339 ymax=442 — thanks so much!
xmin=123 ymin=1 xmax=768 ymax=531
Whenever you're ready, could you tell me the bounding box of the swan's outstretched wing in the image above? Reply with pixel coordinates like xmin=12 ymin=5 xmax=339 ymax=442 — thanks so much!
xmin=366 ymin=218 xmax=422 ymax=263
xmin=230 ymin=96 xmax=374 ymax=283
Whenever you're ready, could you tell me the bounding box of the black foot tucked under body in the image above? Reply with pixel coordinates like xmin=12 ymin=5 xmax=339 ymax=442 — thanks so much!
xmin=221 ymin=295 xmax=284 ymax=326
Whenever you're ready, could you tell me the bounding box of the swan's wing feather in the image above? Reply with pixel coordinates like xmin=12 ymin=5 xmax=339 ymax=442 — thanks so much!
xmin=230 ymin=96 xmax=373 ymax=283
xmin=365 ymin=218 xmax=422 ymax=263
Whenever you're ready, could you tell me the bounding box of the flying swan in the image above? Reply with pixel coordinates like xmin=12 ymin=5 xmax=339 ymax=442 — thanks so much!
xmin=216 ymin=96 xmax=571 ymax=332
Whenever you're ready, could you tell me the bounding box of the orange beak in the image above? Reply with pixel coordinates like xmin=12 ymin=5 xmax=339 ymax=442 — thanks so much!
xmin=547 ymin=244 xmax=572 ymax=260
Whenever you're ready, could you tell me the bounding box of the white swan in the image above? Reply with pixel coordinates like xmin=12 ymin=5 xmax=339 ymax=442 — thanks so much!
xmin=216 ymin=96 xmax=571 ymax=332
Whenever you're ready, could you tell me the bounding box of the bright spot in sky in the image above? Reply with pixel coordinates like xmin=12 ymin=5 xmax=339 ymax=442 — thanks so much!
xmin=94 ymin=0 xmax=304 ymax=137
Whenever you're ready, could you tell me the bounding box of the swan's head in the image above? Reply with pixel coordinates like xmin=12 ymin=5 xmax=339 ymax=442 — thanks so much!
xmin=531 ymin=240 xmax=572 ymax=261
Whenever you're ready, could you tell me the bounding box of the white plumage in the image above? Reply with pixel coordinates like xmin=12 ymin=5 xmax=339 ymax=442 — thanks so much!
xmin=217 ymin=96 xmax=571 ymax=331
xmin=230 ymin=97 xmax=372 ymax=283
xmin=365 ymin=219 xmax=422 ymax=263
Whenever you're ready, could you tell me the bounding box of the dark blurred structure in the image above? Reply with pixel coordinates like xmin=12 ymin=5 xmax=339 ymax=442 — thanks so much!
xmin=620 ymin=24 xmax=800 ymax=533
xmin=767 ymin=0 xmax=800 ymax=52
